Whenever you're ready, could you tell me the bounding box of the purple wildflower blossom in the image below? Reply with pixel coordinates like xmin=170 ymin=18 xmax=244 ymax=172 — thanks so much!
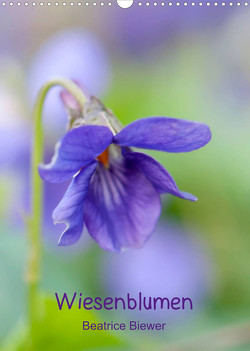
xmin=0 ymin=122 xmax=68 ymax=241
xmin=39 ymin=94 xmax=211 ymax=252
xmin=101 ymin=222 xmax=213 ymax=324
xmin=28 ymin=29 xmax=111 ymax=133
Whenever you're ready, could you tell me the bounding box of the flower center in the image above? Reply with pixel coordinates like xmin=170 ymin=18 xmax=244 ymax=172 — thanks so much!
xmin=97 ymin=148 xmax=109 ymax=168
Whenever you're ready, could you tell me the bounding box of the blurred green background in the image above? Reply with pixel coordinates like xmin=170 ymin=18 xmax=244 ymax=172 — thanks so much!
xmin=0 ymin=2 xmax=250 ymax=351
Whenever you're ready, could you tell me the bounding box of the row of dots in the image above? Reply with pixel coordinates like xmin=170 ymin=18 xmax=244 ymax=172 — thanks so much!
xmin=0 ymin=1 xmax=249 ymax=5
xmin=1 ymin=1 xmax=112 ymax=5
xmin=140 ymin=1 xmax=248 ymax=4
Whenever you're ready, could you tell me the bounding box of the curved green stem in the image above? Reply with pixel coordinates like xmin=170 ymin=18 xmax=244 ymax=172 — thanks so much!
xmin=27 ymin=79 xmax=86 ymax=349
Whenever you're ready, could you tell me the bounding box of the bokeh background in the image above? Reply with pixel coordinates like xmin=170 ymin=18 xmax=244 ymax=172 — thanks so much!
xmin=0 ymin=2 xmax=250 ymax=350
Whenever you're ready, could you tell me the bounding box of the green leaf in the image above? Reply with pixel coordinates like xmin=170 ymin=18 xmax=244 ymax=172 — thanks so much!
xmin=3 ymin=297 xmax=127 ymax=351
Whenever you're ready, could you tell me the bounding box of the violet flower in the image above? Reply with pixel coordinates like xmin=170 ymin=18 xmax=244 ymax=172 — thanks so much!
xmin=0 ymin=122 xmax=69 ymax=242
xmin=39 ymin=94 xmax=211 ymax=252
xmin=28 ymin=29 xmax=111 ymax=133
xmin=0 ymin=121 xmax=69 ymax=244
xmin=101 ymin=221 xmax=213 ymax=324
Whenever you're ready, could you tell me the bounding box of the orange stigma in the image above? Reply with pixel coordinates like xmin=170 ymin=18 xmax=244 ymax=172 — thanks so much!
xmin=97 ymin=148 xmax=109 ymax=168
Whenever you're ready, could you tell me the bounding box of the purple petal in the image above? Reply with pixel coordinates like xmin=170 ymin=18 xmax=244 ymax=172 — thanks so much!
xmin=114 ymin=117 xmax=211 ymax=153
xmin=84 ymin=154 xmax=161 ymax=252
xmin=39 ymin=125 xmax=113 ymax=183
xmin=53 ymin=161 xmax=97 ymax=246
xmin=124 ymin=151 xmax=197 ymax=201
